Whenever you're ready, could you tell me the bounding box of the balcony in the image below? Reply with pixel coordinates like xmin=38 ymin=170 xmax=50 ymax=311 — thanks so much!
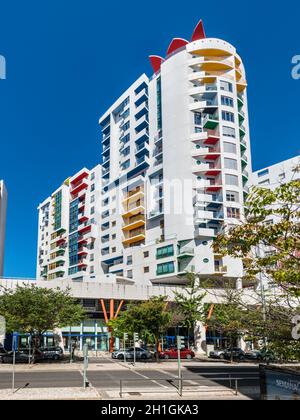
xmin=122 ymin=229 xmax=146 ymax=246
xmin=122 ymin=215 xmax=146 ymax=232
xmin=196 ymin=227 xmax=218 ymax=238
xmin=122 ymin=202 xmax=145 ymax=219
xmin=237 ymin=79 xmax=247 ymax=92
xmin=214 ymin=265 xmax=228 ymax=275
xmin=71 ymin=182 xmax=88 ymax=197
xmin=71 ymin=171 xmax=89 ymax=188
xmin=203 ymin=114 xmax=219 ymax=130
xmin=192 ymin=146 xmax=221 ymax=161
xmin=122 ymin=188 xmax=144 ymax=204
xmin=191 ymin=129 xmax=220 ymax=145
xmin=177 ymin=248 xmax=195 ymax=259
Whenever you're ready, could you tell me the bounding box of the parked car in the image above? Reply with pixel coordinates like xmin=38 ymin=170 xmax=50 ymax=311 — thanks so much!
xmin=0 ymin=347 xmax=63 ymax=364
xmin=224 ymin=348 xmax=245 ymax=361
xmin=159 ymin=348 xmax=195 ymax=360
xmin=245 ymin=349 xmax=276 ymax=362
xmin=0 ymin=351 xmax=31 ymax=364
xmin=209 ymin=349 xmax=226 ymax=359
xmin=38 ymin=346 xmax=63 ymax=361
xmin=112 ymin=347 xmax=152 ymax=361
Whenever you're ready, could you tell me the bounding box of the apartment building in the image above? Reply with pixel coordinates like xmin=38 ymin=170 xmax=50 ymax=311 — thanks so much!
xmin=36 ymin=166 xmax=102 ymax=280
xmin=0 ymin=180 xmax=7 ymax=276
xmin=98 ymin=20 xmax=252 ymax=286
xmin=252 ymin=155 xmax=300 ymax=190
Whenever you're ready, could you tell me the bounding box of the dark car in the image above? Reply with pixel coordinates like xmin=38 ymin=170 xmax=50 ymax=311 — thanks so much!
xmin=224 ymin=348 xmax=245 ymax=361
xmin=0 ymin=351 xmax=31 ymax=364
xmin=38 ymin=346 xmax=63 ymax=361
xmin=159 ymin=348 xmax=195 ymax=360
xmin=245 ymin=349 xmax=276 ymax=362
xmin=0 ymin=344 xmax=7 ymax=355
xmin=112 ymin=347 xmax=152 ymax=361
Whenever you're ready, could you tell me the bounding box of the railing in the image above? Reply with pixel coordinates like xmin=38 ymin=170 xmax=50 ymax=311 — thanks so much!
xmin=178 ymin=247 xmax=194 ymax=255
xmin=119 ymin=376 xmax=259 ymax=398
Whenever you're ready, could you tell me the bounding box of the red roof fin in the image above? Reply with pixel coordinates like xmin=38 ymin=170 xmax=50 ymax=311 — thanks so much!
xmin=149 ymin=55 xmax=164 ymax=74
xmin=192 ymin=19 xmax=206 ymax=42
xmin=166 ymin=38 xmax=189 ymax=56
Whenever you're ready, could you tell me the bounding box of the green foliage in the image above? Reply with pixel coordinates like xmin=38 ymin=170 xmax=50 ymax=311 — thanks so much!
xmin=109 ymin=296 xmax=172 ymax=358
xmin=214 ymin=178 xmax=300 ymax=296
xmin=174 ymin=272 xmax=206 ymax=330
xmin=0 ymin=285 xmax=85 ymax=336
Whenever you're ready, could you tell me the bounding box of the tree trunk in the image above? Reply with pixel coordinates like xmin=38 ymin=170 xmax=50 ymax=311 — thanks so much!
xmin=155 ymin=338 xmax=160 ymax=363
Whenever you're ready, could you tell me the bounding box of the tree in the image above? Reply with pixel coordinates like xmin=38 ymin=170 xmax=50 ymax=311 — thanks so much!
xmin=207 ymin=287 xmax=300 ymax=362
xmin=173 ymin=272 xmax=207 ymax=348
xmin=0 ymin=285 xmax=85 ymax=361
xmin=109 ymin=296 xmax=172 ymax=362
xmin=214 ymin=177 xmax=300 ymax=296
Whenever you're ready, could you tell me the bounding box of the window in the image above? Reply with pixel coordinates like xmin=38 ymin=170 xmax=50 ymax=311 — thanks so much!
xmin=122 ymin=121 xmax=130 ymax=132
xmin=144 ymin=267 xmax=150 ymax=273
xmin=121 ymin=146 xmax=130 ymax=157
xmin=226 ymin=191 xmax=239 ymax=203
xmin=224 ymin=158 xmax=238 ymax=170
xmin=223 ymin=126 xmax=236 ymax=138
xmin=221 ymin=96 xmax=234 ymax=107
xmin=91 ymin=207 xmax=95 ymax=215
xmin=91 ymin=195 xmax=95 ymax=203
xmin=225 ymin=174 xmax=239 ymax=186
xmin=91 ymin=172 xmax=95 ymax=181
xmin=227 ymin=207 xmax=241 ymax=219
xmin=156 ymin=245 xmax=174 ymax=259
xmin=157 ymin=262 xmax=175 ymax=276
xmin=112 ymin=234 xmax=116 ymax=240
xmin=90 ymin=254 xmax=94 ymax=262
xmin=194 ymin=112 xmax=201 ymax=126
xmin=222 ymin=111 xmax=235 ymax=123
xmin=127 ymin=270 xmax=133 ymax=279
xmin=121 ymin=160 xmax=130 ymax=170
xmin=259 ymin=179 xmax=270 ymax=186
xmin=112 ymin=221 xmax=116 ymax=228
xmin=224 ymin=142 xmax=237 ymax=154
xmin=220 ymin=80 xmax=233 ymax=92
xmin=257 ymin=169 xmax=269 ymax=178
xmin=91 ymin=184 xmax=95 ymax=192
xmin=127 ymin=256 xmax=133 ymax=265
xmin=112 ymin=247 xmax=116 ymax=253
xmin=144 ymin=251 xmax=149 ymax=258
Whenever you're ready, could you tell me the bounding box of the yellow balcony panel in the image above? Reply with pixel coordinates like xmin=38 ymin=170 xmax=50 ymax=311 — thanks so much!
xmin=200 ymin=61 xmax=233 ymax=72
xmin=122 ymin=205 xmax=145 ymax=219
xmin=122 ymin=190 xmax=144 ymax=204
xmin=122 ymin=219 xmax=146 ymax=232
xmin=192 ymin=48 xmax=231 ymax=57
xmin=237 ymin=80 xmax=247 ymax=92
xmin=122 ymin=233 xmax=146 ymax=246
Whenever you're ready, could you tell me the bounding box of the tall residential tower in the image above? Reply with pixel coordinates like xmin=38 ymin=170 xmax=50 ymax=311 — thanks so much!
xmin=98 ymin=20 xmax=252 ymax=286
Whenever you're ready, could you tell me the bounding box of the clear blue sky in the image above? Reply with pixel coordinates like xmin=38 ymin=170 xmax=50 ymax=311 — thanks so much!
xmin=0 ymin=0 xmax=299 ymax=278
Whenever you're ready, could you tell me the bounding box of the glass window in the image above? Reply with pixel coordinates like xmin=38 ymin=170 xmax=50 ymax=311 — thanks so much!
xmin=224 ymin=158 xmax=238 ymax=170
xmin=157 ymin=262 xmax=175 ymax=275
xmin=222 ymin=111 xmax=235 ymax=123
xmin=225 ymin=174 xmax=239 ymax=186
xmin=156 ymin=245 xmax=174 ymax=259
xmin=257 ymin=169 xmax=269 ymax=178
xmin=227 ymin=207 xmax=241 ymax=219
xmin=224 ymin=142 xmax=237 ymax=154
xmin=223 ymin=126 xmax=236 ymax=138
xmin=226 ymin=191 xmax=239 ymax=202
xmin=221 ymin=96 xmax=234 ymax=107
xmin=220 ymin=80 xmax=233 ymax=92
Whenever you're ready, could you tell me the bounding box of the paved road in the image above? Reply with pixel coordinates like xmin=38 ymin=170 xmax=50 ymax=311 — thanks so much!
xmin=0 ymin=364 xmax=260 ymax=399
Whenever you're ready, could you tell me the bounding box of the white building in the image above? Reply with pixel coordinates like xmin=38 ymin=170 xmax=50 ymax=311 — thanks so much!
xmin=36 ymin=166 xmax=103 ymax=280
xmin=0 ymin=180 xmax=7 ymax=276
xmin=252 ymin=155 xmax=300 ymax=189
xmin=98 ymin=20 xmax=251 ymax=287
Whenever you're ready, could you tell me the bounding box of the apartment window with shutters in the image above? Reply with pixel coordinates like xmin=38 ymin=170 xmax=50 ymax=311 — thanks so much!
xmin=224 ymin=142 xmax=237 ymax=154
xmin=225 ymin=174 xmax=239 ymax=186
xmin=227 ymin=207 xmax=241 ymax=219
xmin=144 ymin=267 xmax=150 ymax=274
xmin=224 ymin=158 xmax=238 ymax=170
xmin=223 ymin=126 xmax=236 ymax=138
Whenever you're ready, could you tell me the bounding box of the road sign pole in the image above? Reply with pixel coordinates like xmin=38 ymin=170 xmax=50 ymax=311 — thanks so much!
xmin=12 ymin=333 xmax=18 ymax=393
xmin=177 ymin=336 xmax=184 ymax=397
xmin=83 ymin=344 xmax=89 ymax=389
xmin=123 ymin=333 xmax=127 ymax=364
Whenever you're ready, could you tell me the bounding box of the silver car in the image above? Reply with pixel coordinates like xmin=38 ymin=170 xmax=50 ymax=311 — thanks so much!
xmin=112 ymin=347 xmax=152 ymax=361
xmin=209 ymin=349 xmax=226 ymax=359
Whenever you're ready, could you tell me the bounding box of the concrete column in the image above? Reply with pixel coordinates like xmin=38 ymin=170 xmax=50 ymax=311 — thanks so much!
xmin=193 ymin=321 xmax=207 ymax=355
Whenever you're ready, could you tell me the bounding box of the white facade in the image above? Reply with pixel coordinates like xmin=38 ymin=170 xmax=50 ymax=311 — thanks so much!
xmin=98 ymin=28 xmax=251 ymax=286
xmin=36 ymin=166 xmax=103 ymax=281
xmin=0 ymin=180 xmax=7 ymax=276
xmin=252 ymin=155 xmax=300 ymax=190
